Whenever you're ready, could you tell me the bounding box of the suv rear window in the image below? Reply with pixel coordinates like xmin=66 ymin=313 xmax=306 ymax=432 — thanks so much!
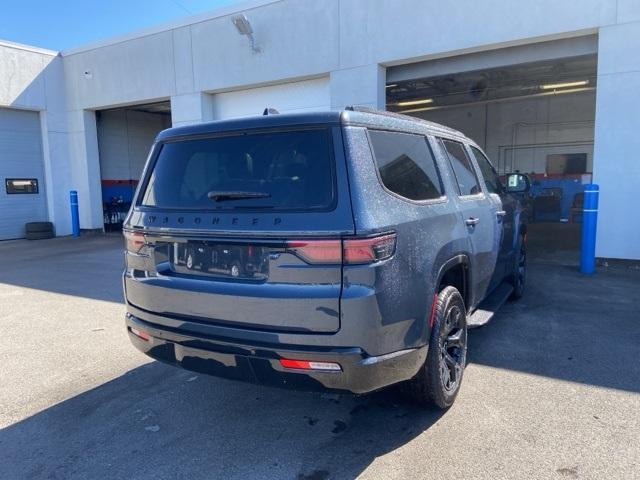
xmin=140 ymin=129 xmax=335 ymax=211
xmin=368 ymin=130 xmax=444 ymax=201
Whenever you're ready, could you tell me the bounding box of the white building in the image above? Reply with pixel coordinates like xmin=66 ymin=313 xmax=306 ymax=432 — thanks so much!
xmin=0 ymin=0 xmax=638 ymax=259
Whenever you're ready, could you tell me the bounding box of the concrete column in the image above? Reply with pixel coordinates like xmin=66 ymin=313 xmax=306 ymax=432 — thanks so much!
xmin=40 ymin=56 xmax=74 ymax=235
xmin=330 ymin=64 xmax=386 ymax=110
xmin=67 ymin=109 xmax=104 ymax=230
xmin=592 ymin=21 xmax=640 ymax=260
xmin=170 ymin=92 xmax=214 ymax=127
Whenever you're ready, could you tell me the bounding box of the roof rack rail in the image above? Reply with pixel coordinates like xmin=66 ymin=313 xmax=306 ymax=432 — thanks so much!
xmin=263 ymin=107 xmax=280 ymax=115
xmin=344 ymin=105 xmax=460 ymax=135
xmin=344 ymin=105 xmax=379 ymax=114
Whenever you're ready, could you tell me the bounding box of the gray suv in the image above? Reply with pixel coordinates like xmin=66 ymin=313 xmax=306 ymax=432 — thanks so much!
xmin=123 ymin=107 xmax=529 ymax=408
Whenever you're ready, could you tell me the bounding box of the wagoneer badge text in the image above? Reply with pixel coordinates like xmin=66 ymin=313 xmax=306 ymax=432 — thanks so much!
xmin=145 ymin=215 xmax=283 ymax=226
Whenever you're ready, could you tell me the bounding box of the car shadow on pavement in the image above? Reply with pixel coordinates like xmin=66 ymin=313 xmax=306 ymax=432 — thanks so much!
xmin=0 ymin=361 xmax=444 ymax=480
xmin=467 ymin=263 xmax=640 ymax=394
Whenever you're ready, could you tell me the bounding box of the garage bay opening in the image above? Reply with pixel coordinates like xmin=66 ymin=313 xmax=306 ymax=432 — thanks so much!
xmin=387 ymin=37 xmax=597 ymax=265
xmin=96 ymin=101 xmax=172 ymax=231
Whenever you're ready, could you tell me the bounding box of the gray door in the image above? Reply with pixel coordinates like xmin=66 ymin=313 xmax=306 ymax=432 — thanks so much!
xmin=0 ymin=108 xmax=48 ymax=240
xmin=438 ymin=138 xmax=499 ymax=307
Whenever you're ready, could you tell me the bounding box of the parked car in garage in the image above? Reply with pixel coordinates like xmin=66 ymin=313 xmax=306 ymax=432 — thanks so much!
xmin=122 ymin=107 xmax=529 ymax=409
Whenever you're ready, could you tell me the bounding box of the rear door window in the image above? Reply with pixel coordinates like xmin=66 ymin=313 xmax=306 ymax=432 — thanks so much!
xmin=368 ymin=130 xmax=444 ymax=201
xmin=470 ymin=146 xmax=503 ymax=195
xmin=440 ymin=139 xmax=481 ymax=196
xmin=140 ymin=129 xmax=335 ymax=211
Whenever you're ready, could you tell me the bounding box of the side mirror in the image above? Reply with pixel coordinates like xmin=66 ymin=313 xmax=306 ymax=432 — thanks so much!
xmin=505 ymin=173 xmax=530 ymax=193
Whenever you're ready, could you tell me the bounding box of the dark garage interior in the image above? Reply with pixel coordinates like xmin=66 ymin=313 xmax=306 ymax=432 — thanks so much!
xmin=387 ymin=46 xmax=598 ymax=265
xmin=96 ymin=101 xmax=172 ymax=231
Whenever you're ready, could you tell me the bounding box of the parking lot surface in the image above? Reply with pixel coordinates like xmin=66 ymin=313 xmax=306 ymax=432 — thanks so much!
xmin=0 ymin=235 xmax=639 ymax=480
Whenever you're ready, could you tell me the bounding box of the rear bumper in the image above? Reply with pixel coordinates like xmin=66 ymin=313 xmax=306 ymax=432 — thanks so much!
xmin=126 ymin=313 xmax=427 ymax=395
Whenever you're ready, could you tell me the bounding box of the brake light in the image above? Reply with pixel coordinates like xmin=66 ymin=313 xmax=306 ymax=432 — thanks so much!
xmin=343 ymin=234 xmax=396 ymax=264
xmin=286 ymin=233 xmax=396 ymax=265
xmin=279 ymin=358 xmax=342 ymax=371
xmin=286 ymin=240 xmax=342 ymax=264
xmin=123 ymin=230 xmax=145 ymax=254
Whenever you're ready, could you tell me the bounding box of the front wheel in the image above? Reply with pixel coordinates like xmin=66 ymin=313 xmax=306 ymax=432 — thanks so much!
xmin=406 ymin=286 xmax=467 ymax=409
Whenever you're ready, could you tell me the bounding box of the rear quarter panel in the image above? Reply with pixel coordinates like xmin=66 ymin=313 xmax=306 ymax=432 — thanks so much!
xmin=340 ymin=126 xmax=470 ymax=354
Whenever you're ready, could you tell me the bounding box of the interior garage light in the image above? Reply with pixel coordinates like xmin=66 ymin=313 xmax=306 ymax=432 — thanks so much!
xmin=398 ymin=106 xmax=436 ymax=114
xmin=396 ymin=98 xmax=433 ymax=107
xmin=540 ymin=80 xmax=589 ymax=90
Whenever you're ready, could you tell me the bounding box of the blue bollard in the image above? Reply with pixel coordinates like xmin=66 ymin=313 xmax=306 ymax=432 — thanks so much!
xmin=70 ymin=190 xmax=80 ymax=237
xmin=580 ymin=184 xmax=599 ymax=274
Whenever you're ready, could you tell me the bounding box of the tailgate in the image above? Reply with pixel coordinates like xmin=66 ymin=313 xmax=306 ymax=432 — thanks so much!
xmin=124 ymin=234 xmax=343 ymax=333
xmin=123 ymin=125 xmax=355 ymax=334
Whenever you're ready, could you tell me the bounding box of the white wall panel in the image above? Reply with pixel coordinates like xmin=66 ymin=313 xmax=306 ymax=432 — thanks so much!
xmin=190 ymin=0 xmax=340 ymax=93
xmin=593 ymin=21 xmax=640 ymax=260
xmin=340 ymin=0 xmax=614 ymax=67
xmin=211 ymin=78 xmax=330 ymax=120
xmin=63 ymin=32 xmax=175 ymax=111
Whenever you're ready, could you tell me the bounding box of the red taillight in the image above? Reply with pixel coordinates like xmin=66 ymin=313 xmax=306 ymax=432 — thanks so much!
xmin=130 ymin=327 xmax=150 ymax=341
xmin=343 ymin=234 xmax=396 ymax=265
xmin=286 ymin=233 xmax=396 ymax=265
xmin=123 ymin=230 xmax=145 ymax=254
xmin=279 ymin=358 xmax=341 ymax=371
xmin=286 ymin=240 xmax=342 ymax=264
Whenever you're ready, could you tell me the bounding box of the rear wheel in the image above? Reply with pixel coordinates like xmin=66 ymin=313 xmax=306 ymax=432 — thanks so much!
xmin=406 ymin=286 xmax=467 ymax=409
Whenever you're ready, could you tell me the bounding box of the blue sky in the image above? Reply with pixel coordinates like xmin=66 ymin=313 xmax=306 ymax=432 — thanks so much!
xmin=1 ymin=0 xmax=243 ymax=51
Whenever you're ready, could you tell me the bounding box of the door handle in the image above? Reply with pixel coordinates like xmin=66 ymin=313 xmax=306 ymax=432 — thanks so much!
xmin=496 ymin=210 xmax=506 ymax=217
xmin=465 ymin=217 xmax=480 ymax=226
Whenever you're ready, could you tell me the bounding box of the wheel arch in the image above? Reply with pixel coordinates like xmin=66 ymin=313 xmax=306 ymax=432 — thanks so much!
xmin=434 ymin=254 xmax=471 ymax=311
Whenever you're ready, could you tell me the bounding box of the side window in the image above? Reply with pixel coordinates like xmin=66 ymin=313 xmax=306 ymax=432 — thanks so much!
xmin=440 ymin=139 xmax=481 ymax=196
xmin=470 ymin=146 xmax=503 ymax=195
xmin=368 ymin=130 xmax=444 ymax=201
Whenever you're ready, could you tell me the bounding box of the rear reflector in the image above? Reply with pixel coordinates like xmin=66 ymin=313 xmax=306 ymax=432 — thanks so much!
xmin=130 ymin=327 xmax=150 ymax=341
xmin=428 ymin=293 xmax=438 ymax=328
xmin=286 ymin=233 xmax=396 ymax=265
xmin=123 ymin=230 xmax=145 ymax=254
xmin=279 ymin=358 xmax=342 ymax=371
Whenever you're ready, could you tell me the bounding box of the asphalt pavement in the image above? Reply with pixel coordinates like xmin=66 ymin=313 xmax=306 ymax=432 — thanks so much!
xmin=0 ymin=235 xmax=638 ymax=479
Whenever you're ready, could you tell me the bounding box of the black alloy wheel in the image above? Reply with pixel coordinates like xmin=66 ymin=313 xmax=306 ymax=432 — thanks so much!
xmin=406 ymin=286 xmax=468 ymax=409
xmin=438 ymin=302 xmax=466 ymax=393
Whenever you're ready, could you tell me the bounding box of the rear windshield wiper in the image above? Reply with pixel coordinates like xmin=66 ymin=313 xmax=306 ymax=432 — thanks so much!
xmin=207 ymin=191 xmax=272 ymax=202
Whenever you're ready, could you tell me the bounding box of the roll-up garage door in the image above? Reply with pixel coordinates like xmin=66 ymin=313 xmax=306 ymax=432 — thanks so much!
xmin=0 ymin=108 xmax=48 ymax=240
xmin=211 ymin=77 xmax=330 ymax=119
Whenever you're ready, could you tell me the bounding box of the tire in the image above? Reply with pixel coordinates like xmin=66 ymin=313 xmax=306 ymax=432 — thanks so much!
xmin=25 ymin=230 xmax=54 ymax=240
xmin=406 ymin=286 xmax=468 ymax=409
xmin=25 ymin=221 xmax=53 ymax=233
xmin=509 ymin=235 xmax=527 ymax=300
